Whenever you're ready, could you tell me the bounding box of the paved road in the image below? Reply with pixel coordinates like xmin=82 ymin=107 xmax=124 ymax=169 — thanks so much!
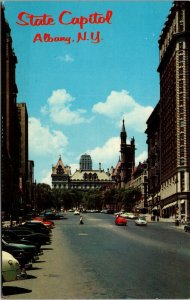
xmin=3 ymin=213 xmax=190 ymax=299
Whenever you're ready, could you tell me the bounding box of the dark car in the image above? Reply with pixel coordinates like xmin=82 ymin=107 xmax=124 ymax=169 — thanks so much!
xmin=3 ymin=228 xmax=51 ymax=245
xmin=2 ymin=230 xmax=43 ymax=254
xmin=19 ymin=221 xmax=51 ymax=235
xmin=115 ymin=215 xmax=127 ymax=226
xmin=2 ymin=239 xmax=37 ymax=268
xmin=184 ymin=222 xmax=190 ymax=232
xmin=40 ymin=212 xmax=62 ymax=220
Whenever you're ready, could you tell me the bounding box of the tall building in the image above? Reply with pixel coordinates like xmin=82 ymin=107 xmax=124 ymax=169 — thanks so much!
xmin=157 ymin=1 xmax=190 ymax=220
xmin=79 ymin=154 xmax=92 ymax=170
xmin=1 ymin=5 xmax=20 ymax=218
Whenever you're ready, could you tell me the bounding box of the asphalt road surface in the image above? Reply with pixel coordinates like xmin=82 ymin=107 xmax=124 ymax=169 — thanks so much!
xmin=3 ymin=212 xmax=190 ymax=299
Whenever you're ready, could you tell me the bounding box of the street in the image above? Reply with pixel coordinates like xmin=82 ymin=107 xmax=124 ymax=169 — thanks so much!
xmin=3 ymin=212 xmax=190 ymax=299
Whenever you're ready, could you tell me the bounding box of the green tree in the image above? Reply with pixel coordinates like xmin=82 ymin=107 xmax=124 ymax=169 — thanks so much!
xmin=36 ymin=183 xmax=53 ymax=210
xmin=121 ymin=187 xmax=141 ymax=211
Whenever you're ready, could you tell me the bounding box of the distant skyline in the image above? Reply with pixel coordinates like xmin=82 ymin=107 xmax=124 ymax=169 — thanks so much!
xmin=4 ymin=1 xmax=172 ymax=185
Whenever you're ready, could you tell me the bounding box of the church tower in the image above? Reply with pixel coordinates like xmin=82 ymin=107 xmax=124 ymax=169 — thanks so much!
xmin=119 ymin=119 xmax=135 ymax=187
xmin=120 ymin=119 xmax=127 ymax=186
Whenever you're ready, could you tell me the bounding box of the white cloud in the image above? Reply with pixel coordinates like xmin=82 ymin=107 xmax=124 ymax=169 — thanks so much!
xmin=92 ymin=90 xmax=153 ymax=132
xmin=87 ymin=137 xmax=120 ymax=168
xmin=135 ymin=150 xmax=148 ymax=165
xmin=56 ymin=54 xmax=74 ymax=62
xmin=70 ymin=163 xmax=79 ymax=175
xmin=40 ymin=170 xmax=52 ymax=186
xmin=29 ymin=117 xmax=68 ymax=155
xmin=41 ymin=89 xmax=92 ymax=125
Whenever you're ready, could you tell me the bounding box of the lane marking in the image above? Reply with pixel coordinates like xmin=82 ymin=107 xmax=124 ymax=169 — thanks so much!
xmin=78 ymin=233 xmax=88 ymax=236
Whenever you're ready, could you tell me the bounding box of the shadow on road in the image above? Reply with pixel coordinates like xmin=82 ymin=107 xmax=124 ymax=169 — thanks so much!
xmin=3 ymin=286 xmax=32 ymax=296
xmin=41 ymin=247 xmax=54 ymax=250
xmin=30 ymin=266 xmax=43 ymax=270
xmin=26 ymin=274 xmax=37 ymax=279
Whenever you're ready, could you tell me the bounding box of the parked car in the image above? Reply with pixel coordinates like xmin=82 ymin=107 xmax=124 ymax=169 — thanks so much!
xmin=40 ymin=212 xmax=62 ymax=220
xmin=115 ymin=215 xmax=127 ymax=226
xmin=2 ymin=251 xmax=21 ymax=282
xmin=135 ymin=216 xmax=147 ymax=226
xmin=2 ymin=238 xmax=38 ymax=266
xmin=2 ymin=230 xmax=43 ymax=254
xmin=184 ymin=222 xmax=190 ymax=232
xmin=120 ymin=212 xmax=137 ymax=219
xmin=74 ymin=210 xmax=80 ymax=215
xmin=4 ymin=228 xmax=51 ymax=245
xmin=19 ymin=221 xmax=51 ymax=235
xmin=2 ymin=240 xmax=31 ymax=269
xmin=32 ymin=217 xmax=55 ymax=228
xmin=114 ymin=211 xmax=124 ymax=216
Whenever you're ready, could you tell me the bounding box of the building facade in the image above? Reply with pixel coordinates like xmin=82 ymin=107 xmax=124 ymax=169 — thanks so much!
xmin=17 ymin=103 xmax=29 ymax=207
xmin=51 ymin=156 xmax=71 ymax=189
xmin=157 ymin=1 xmax=190 ymax=220
xmin=1 ymin=5 xmax=20 ymax=218
xmin=125 ymin=161 xmax=148 ymax=210
xmin=145 ymin=102 xmax=161 ymax=214
xmin=52 ymin=155 xmax=113 ymax=190
xmin=1 ymin=6 xmax=32 ymax=220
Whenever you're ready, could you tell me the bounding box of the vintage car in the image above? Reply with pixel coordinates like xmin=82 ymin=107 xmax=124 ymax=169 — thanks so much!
xmin=135 ymin=216 xmax=147 ymax=226
xmin=115 ymin=215 xmax=127 ymax=226
xmin=2 ymin=251 xmax=21 ymax=282
xmin=4 ymin=227 xmax=51 ymax=245
xmin=32 ymin=217 xmax=55 ymax=228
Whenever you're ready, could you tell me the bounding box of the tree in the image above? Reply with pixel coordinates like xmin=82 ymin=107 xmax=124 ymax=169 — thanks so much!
xmin=36 ymin=183 xmax=53 ymax=210
xmin=121 ymin=187 xmax=141 ymax=211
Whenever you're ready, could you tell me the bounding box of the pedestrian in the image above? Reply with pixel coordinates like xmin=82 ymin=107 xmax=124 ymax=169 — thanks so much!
xmin=181 ymin=217 xmax=185 ymax=224
xmin=79 ymin=215 xmax=84 ymax=225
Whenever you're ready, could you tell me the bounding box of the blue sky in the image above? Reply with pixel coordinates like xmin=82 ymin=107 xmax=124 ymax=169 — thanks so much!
xmin=4 ymin=1 xmax=172 ymax=185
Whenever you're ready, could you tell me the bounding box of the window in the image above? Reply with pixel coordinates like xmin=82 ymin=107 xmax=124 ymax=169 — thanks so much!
xmin=180 ymin=171 xmax=185 ymax=191
xmin=180 ymin=146 xmax=184 ymax=156
xmin=179 ymin=42 xmax=183 ymax=50
xmin=180 ymin=133 xmax=184 ymax=143
xmin=57 ymin=165 xmax=64 ymax=175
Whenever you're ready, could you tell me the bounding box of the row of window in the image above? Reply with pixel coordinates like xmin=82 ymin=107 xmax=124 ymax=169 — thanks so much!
xmin=161 ymin=171 xmax=189 ymax=192
xmin=160 ymin=11 xmax=184 ymax=58
xmin=52 ymin=185 xmax=102 ymax=189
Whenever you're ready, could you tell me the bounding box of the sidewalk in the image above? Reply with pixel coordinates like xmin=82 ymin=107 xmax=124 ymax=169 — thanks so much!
xmin=145 ymin=214 xmax=185 ymax=230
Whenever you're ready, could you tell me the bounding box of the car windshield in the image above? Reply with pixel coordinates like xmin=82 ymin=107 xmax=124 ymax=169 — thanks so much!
xmin=139 ymin=217 xmax=146 ymax=220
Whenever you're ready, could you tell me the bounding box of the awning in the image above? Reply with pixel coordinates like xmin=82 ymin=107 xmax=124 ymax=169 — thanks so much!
xmin=162 ymin=201 xmax=177 ymax=210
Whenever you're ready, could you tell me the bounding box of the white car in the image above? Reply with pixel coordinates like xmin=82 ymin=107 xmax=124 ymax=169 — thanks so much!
xmin=2 ymin=251 xmax=21 ymax=282
xmin=74 ymin=210 xmax=80 ymax=215
xmin=135 ymin=216 xmax=147 ymax=226
xmin=120 ymin=212 xmax=137 ymax=219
